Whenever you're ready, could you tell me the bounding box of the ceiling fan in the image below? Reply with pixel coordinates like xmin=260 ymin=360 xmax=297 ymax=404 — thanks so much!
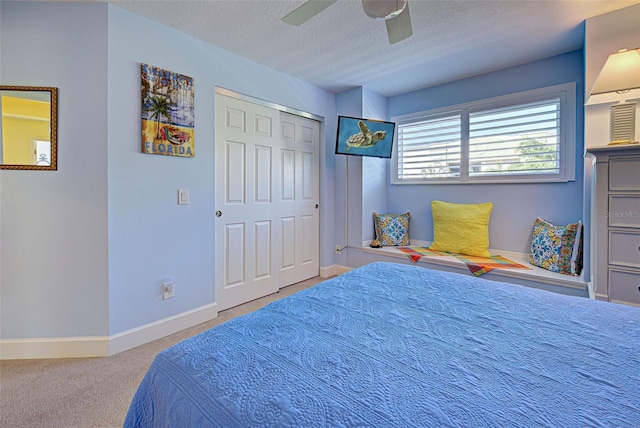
xmin=282 ymin=0 xmax=413 ymax=45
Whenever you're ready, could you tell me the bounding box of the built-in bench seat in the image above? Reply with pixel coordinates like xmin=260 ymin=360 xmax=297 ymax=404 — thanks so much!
xmin=360 ymin=240 xmax=590 ymax=298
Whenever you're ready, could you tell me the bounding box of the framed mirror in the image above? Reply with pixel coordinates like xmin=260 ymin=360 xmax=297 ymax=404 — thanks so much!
xmin=0 ymin=85 xmax=58 ymax=170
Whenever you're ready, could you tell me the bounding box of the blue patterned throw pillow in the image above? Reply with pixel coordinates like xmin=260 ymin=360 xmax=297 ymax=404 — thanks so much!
xmin=373 ymin=212 xmax=410 ymax=246
xmin=529 ymin=217 xmax=583 ymax=276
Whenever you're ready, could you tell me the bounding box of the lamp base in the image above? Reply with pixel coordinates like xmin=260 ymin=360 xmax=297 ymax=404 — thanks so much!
xmin=607 ymin=139 xmax=639 ymax=146
xmin=610 ymin=102 xmax=636 ymax=142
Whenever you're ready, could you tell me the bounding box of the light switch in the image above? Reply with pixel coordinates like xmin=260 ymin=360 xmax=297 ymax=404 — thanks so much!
xmin=178 ymin=188 xmax=189 ymax=205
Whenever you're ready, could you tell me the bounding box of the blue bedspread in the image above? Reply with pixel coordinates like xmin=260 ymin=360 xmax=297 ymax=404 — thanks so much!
xmin=124 ymin=262 xmax=640 ymax=427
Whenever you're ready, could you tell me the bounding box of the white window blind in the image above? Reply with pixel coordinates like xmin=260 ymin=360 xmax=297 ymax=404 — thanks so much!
xmin=392 ymin=83 xmax=575 ymax=184
xmin=396 ymin=114 xmax=461 ymax=180
xmin=468 ymin=99 xmax=560 ymax=176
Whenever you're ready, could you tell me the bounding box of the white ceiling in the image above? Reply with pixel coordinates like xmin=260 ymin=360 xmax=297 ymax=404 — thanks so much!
xmin=103 ymin=0 xmax=639 ymax=97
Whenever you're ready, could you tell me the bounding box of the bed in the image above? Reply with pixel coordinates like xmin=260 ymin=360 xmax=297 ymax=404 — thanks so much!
xmin=124 ymin=262 xmax=640 ymax=427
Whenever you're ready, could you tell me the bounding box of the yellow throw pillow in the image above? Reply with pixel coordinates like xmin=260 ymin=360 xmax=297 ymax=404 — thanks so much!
xmin=429 ymin=200 xmax=493 ymax=257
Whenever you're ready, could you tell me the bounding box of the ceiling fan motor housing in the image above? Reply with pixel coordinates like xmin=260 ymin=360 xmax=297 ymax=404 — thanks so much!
xmin=362 ymin=0 xmax=408 ymax=20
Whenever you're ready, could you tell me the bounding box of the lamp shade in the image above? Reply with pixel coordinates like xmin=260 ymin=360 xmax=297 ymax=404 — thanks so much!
xmin=590 ymin=48 xmax=640 ymax=96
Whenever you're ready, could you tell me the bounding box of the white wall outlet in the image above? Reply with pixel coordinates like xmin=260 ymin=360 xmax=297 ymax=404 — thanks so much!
xmin=178 ymin=188 xmax=189 ymax=205
xmin=162 ymin=279 xmax=175 ymax=300
xmin=335 ymin=245 xmax=342 ymax=254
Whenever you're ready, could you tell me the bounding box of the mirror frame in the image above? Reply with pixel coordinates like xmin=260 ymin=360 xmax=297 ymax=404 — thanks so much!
xmin=0 ymin=85 xmax=58 ymax=171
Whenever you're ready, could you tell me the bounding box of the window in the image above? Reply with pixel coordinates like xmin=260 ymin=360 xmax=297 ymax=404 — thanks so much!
xmin=392 ymin=83 xmax=576 ymax=184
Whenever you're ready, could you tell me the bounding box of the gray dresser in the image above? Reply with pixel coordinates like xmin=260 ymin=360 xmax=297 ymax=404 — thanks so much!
xmin=586 ymin=145 xmax=640 ymax=306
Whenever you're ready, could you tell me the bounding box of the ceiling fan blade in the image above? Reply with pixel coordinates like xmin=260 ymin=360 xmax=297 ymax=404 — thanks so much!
xmin=385 ymin=1 xmax=412 ymax=44
xmin=282 ymin=0 xmax=337 ymax=26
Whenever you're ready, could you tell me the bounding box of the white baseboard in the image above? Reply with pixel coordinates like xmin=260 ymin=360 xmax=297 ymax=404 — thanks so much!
xmin=0 ymin=336 xmax=109 ymax=360
xmin=320 ymin=264 xmax=351 ymax=278
xmin=108 ymin=302 xmax=218 ymax=356
xmin=0 ymin=302 xmax=218 ymax=360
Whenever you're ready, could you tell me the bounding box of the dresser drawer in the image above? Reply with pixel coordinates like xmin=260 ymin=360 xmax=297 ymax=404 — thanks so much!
xmin=609 ymin=157 xmax=640 ymax=191
xmin=608 ymin=268 xmax=640 ymax=306
xmin=609 ymin=230 xmax=640 ymax=268
xmin=608 ymin=195 xmax=640 ymax=228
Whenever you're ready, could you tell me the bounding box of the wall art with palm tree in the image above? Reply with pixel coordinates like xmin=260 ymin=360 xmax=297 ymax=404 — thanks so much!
xmin=141 ymin=63 xmax=194 ymax=157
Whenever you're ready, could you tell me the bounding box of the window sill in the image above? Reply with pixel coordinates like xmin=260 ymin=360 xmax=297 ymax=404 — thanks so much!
xmin=391 ymin=177 xmax=572 ymax=185
xmin=361 ymin=240 xmax=588 ymax=293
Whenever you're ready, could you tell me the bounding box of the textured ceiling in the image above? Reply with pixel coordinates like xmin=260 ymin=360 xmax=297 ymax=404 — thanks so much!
xmin=105 ymin=0 xmax=639 ymax=97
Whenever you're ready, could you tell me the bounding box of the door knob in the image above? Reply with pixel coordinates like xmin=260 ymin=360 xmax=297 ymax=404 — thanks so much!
xmin=315 ymin=204 xmax=319 ymax=209
xmin=215 ymin=210 xmax=222 ymax=217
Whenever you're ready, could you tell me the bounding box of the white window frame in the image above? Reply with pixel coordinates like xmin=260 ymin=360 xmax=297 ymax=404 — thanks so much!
xmin=391 ymin=83 xmax=576 ymax=184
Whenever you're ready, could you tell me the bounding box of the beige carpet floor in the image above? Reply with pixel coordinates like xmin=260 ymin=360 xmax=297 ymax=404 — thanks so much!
xmin=0 ymin=276 xmax=324 ymax=428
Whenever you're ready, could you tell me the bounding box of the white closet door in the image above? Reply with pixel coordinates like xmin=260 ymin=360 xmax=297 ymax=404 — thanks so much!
xmin=215 ymin=94 xmax=281 ymax=311
xmin=215 ymin=94 xmax=320 ymax=311
xmin=278 ymin=112 xmax=320 ymax=285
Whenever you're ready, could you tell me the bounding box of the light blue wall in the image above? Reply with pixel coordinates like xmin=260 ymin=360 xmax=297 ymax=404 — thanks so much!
xmin=385 ymin=51 xmax=585 ymax=254
xmin=334 ymin=88 xmax=364 ymax=266
xmin=1 ymin=2 xmax=110 ymax=338
xmin=333 ymin=51 xmax=585 ymax=271
xmin=361 ymin=88 xmax=389 ymax=243
xmin=334 ymin=88 xmax=390 ymax=266
xmin=1 ymin=1 xmax=336 ymax=339
xmin=106 ymin=6 xmax=336 ymax=334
